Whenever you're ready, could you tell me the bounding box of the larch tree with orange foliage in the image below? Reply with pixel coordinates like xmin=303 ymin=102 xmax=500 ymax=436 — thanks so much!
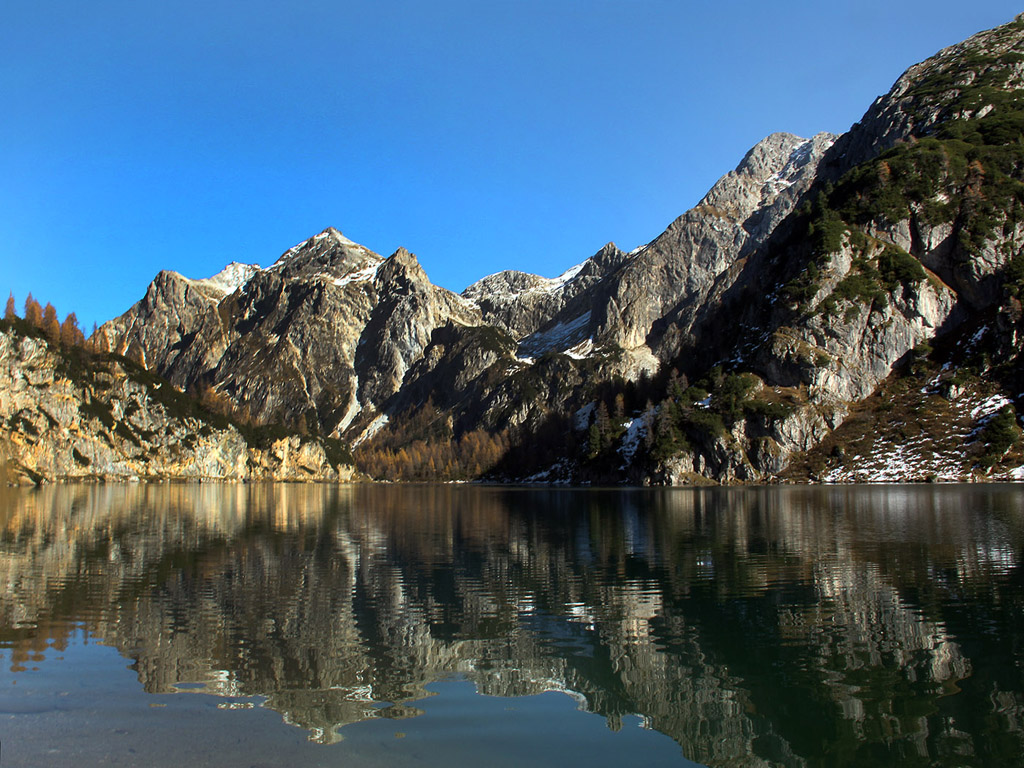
xmin=41 ymin=303 xmax=60 ymax=343
xmin=23 ymin=294 xmax=42 ymax=327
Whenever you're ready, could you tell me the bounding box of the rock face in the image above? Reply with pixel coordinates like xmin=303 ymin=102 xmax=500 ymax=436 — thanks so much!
xmin=96 ymin=228 xmax=480 ymax=440
xmin=0 ymin=326 xmax=353 ymax=484
xmin=66 ymin=14 xmax=1024 ymax=484
xmin=592 ymin=131 xmax=837 ymax=358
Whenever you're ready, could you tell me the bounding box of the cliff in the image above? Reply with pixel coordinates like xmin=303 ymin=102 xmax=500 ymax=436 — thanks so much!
xmin=0 ymin=321 xmax=353 ymax=484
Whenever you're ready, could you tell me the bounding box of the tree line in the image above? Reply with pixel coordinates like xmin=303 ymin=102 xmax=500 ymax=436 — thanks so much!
xmin=354 ymin=399 xmax=510 ymax=481
xmin=4 ymin=291 xmax=94 ymax=348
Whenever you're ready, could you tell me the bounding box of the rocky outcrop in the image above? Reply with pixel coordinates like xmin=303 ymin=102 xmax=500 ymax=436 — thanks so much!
xmin=0 ymin=326 xmax=353 ymax=484
xmin=355 ymin=247 xmax=481 ymax=408
xmin=821 ymin=14 xmax=1024 ymax=179
xmin=591 ymin=132 xmax=836 ymax=359
xmin=463 ymin=241 xmax=628 ymax=343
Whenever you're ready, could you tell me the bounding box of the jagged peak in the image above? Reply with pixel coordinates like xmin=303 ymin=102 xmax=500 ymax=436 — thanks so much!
xmin=319 ymin=226 xmax=355 ymax=244
xmin=148 ymin=261 xmax=262 ymax=299
xmin=375 ymin=247 xmax=428 ymax=290
xmin=463 ymin=243 xmax=626 ymax=307
xmin=266 ymin=226 xmax=382 ymax=280
xmin=389 ymin=246 xmax=416 ymax=262
xmin=678 ymin=131 xmax=835 ymax=227
xmin=286 ymin=226 xmax=357 ymax=252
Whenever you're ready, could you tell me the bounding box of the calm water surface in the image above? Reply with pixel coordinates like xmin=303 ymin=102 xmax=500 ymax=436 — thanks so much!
xmin=1 ymin=483 xmax=1023 ymax=766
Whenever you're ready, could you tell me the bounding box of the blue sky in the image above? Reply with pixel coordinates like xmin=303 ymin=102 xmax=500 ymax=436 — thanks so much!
xmin=2 ymin=1 xmax=1021 ymax=330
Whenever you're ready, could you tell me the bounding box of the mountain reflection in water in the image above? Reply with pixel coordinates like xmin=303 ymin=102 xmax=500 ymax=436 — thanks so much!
xmin=1 ymin=483 xmax=1023 ymax=766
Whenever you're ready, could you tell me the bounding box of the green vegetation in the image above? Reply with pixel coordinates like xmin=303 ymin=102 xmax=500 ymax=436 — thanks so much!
xmin=648 ymin=368 xmax=796 ymax=464
xmin=978 ymin=405 xmax=1022 ymax=469
xmin=1005 ymin=251 xmax=1024 ymax=296
xmin=818 ymin=244 xmax=928 ymax=317
xmin=833 ymin=58 xmax=1024 ymax=257
xmin=777 ymin=42 xmax=1024 ymax=323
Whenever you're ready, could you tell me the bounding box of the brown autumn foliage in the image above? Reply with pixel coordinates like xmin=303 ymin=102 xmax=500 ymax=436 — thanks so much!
xmin=355 ymin=399 xmax=510 ymax=481
xmin=41 ymin=303 xmax=60 ymax=343
xmin=194 ymin=382 xmax=258 ymax=427
xmin=60 ymin=312 xmax=86 ymax=347
xmin=23 ymin=293 xmax=42 ymax=327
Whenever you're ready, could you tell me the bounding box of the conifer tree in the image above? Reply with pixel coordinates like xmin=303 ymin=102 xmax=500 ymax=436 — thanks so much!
xmin=42 ymin=303 xmax=60 ymax=342
xmin=4 ymin=292 xmax=16 ymax=321
xmin=60 ymin=312 xmax=84 ymax=347
xmin=24 ymin=293 xmax=42 ymax=327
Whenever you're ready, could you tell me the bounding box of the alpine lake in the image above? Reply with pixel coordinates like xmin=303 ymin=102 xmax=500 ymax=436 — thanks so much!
xmin=1 ymin=482 xmax=1022 ymax=767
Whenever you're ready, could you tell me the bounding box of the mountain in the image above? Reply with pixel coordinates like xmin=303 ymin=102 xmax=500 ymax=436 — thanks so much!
xmin=58 ymin=14 xmax=1024 ymax=484
xmin=94 ymin=228 xmax=480 ymax=439
xmin=0 ymin=320 xmax=353 ymax=484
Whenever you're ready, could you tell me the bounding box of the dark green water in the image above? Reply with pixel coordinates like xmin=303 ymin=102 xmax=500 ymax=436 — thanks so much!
xmin=1 ymin=483 xmax=1022 ymax=767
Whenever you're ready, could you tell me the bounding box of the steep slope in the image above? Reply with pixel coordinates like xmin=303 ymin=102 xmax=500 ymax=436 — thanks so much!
xmin=96 ymin=228 xmax=481 ymax=439
xmin=376 ymin=131 xmax=839 ymax=449
xmin=462 ymin=241 xmax=629 ymax=343
xmin=592 ymin=131 xmax=837 ymax=361
xmin=0 ymin=321 xmax=353 ymax=484
xmin=641 ymin=13 xmax=1024 ymax=482
xmin=459 ymin=132 xmax=836 ymax=364
xmin=376 ymin=14 xmax=1024 ymax=484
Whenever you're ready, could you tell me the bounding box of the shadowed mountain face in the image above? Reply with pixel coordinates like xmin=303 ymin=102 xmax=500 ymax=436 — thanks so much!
xmin=2 ymin=483 xmax=1023 ymax=763
xmin=83 ymin=15 xmax=1024 ymax=484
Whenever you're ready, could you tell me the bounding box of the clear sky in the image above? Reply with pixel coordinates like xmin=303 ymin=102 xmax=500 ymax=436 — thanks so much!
xmin=3 ymin=1 xmax=1021 ymax=330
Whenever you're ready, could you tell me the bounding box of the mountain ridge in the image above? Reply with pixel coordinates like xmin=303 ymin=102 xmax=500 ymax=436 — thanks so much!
xmin=7 ymin=13 xmax=1024 ymax=485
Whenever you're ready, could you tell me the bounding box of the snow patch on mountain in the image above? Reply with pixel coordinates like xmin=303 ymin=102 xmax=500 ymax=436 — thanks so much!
xmin=316 ymin=263 xmax=379 ymax=289
xmin=618 ymin=408 xmax=654 ymax=468
xmin=194 ymin=262 xmax=261 ymax=295
xmin=519 ymin=311 xmax=591 ymax=357
xmin=353 ymin=414 xmax=389 ymax=447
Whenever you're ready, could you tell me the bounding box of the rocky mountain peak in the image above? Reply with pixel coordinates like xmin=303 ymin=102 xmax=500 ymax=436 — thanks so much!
xmin=697 ymin=131 xmax=836 ymax=227
xmin=588 ymin=130 xmax=836 ymax=355
xmin=267 ymin=226 xmax=383 ymax=281
xmin=590 ymin=242 xmax=627 ymax=271
xmin=375 ymin=247 xmax=426 ymax=293
xmin=194 ymin=261 xmax=261 ymax=296
xmin=71 ymin=13 xmax=1024 ymax=487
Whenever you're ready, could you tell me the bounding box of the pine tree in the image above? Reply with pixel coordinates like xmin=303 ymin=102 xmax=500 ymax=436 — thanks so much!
xmin=4 ymin=292 xmax=16 ymax=321
xmin=595 ymin=401 xmax=612 ymax=448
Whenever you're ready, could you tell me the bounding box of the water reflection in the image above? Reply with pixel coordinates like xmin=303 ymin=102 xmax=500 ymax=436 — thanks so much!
xmin=1 ymin=483 xmax=1023 ymax=765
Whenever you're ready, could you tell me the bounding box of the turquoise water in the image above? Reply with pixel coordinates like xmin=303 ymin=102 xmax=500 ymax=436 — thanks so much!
xmin=1 ymin=483 xmax=1022 ymax=766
